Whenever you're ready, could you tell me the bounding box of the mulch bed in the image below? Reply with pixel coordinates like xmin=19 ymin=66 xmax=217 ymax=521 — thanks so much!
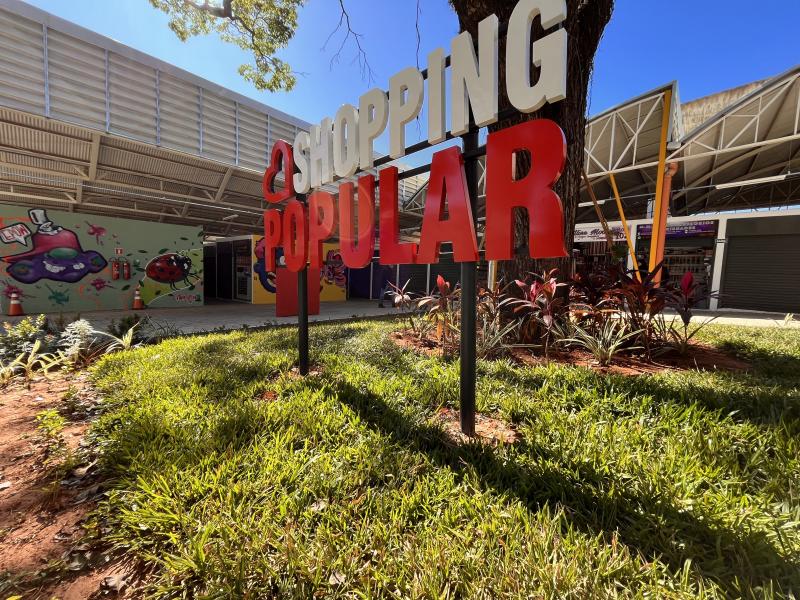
xmin=390 ymin=330 xmax=750 ymax=376
xmin=435 ymin=408 xmax=521 ymax=446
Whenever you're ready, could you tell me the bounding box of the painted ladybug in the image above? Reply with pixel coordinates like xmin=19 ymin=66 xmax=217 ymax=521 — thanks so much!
xmin=145 ymin=253 xmax=193 ymax=289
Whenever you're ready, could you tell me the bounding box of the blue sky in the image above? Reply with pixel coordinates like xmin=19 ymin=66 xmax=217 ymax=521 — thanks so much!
xmin=25 ymin=0 xmax=800 ymax=161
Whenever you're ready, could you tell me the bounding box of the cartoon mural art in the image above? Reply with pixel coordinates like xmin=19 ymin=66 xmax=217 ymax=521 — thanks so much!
xmin=85 ymin=221 xmax=107 ymax=245
xmin=1 ymin=278 xmax=27 ymax=301
xmin=0 ymin=204 xmax=204 ymax=313
xmin=322 ymin=249 xmax=346 ymax=289
xmin=249 ymin=235 xmax=346 ymax=304
xmin=139 ymin=251 xmax=202 ymax=306
xmin=45 ymin=284 xmax=70 ymax=306
xmin=145 ymin=253 xmax=195 ymax=290
xmin=1 ymin=209 xmax=107 ymax=284
xmin=253 ymin=237 xmax=284 ymax=294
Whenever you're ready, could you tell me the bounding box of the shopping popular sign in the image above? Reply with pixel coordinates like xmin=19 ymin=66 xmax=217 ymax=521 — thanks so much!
xmin=262 ymin=0 xmax=570 ymax=272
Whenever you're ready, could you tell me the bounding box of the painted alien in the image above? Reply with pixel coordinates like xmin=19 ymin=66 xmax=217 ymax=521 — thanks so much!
xmin=2 ymin=209 xmax=107 ymax=284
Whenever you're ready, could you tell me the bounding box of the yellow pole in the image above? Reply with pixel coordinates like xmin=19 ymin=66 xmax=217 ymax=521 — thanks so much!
xmin=609 ymin=172 xmax=641 ymax=281
xmin=648 ymin=88 xmax=673 ymax=275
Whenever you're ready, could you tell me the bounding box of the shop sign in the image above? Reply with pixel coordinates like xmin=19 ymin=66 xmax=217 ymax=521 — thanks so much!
xmin=575 ymin=226 xmax=626 ymax=243
xmin=637 ymin=220 xmax=717 ymax=239
xmin=262 ymin=0 xmax=571 ymax=272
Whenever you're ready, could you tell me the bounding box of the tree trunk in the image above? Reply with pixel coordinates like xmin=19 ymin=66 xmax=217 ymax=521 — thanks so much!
xmin=450 ymin=0 xmax=614 ymax=283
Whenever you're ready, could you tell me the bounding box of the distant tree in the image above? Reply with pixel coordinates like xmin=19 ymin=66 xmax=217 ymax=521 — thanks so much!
xmin=152 ymin=0 xmax=614 ymax=278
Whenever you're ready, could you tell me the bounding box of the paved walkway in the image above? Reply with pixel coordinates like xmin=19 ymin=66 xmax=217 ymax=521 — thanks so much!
xmin=668 ymin=309 xmax=799 ymax=329
xmin=4 ymin=300 xmax=797 ymax=335
xmin=4 ymin=299 xmax=398 ymax=335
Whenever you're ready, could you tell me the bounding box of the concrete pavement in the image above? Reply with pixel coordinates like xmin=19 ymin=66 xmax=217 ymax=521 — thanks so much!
xmin=3 ymin=300 xmax=796 ymax=335
xmin=3 ymin=299 xmax=399 ymax=335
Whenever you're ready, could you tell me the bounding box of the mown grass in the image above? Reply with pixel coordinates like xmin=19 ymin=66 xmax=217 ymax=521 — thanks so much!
xmin=89 ymin=320 xmax=800 ymax=598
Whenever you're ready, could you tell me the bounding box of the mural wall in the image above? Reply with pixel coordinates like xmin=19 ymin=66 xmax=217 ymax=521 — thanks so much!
xmin=252 ymin=236 xmax=346 ymax=304
xmin=0 ymin=205 xmax=203 ymax=314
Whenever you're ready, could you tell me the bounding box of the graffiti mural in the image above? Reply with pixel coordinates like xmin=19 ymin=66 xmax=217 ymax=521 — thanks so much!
xmin=0 ymin=204 xmax=204 ymax=314
xmin=2 ymin=209 xmax=107 ymax=284
xmin=253 ymin=237 xmax=283 ymax=294
xmin=322 ymin=249 xmax=346 ymax=289
xmin=250 ymin=235 xmax=346 ymax=304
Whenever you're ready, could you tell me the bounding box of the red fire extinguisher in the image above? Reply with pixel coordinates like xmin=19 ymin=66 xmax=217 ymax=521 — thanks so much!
xmin=110 ymin=258 xmax=120 ymax=280
xmin=121 ymin=259 xmax=130 ymax=280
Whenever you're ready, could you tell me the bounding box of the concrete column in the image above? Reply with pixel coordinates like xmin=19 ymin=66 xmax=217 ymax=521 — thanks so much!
xmin=709 ymin=218 xmax=727 ymax=310
xmin=626 ymin=224 xmax=637 ymax=272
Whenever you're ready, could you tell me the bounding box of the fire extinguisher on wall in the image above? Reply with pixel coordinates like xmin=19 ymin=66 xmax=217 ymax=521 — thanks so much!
xmin=110 ymin=258 xmax=120 ymax=280
xmin=121 ymin=258 xmax=130 ymax=280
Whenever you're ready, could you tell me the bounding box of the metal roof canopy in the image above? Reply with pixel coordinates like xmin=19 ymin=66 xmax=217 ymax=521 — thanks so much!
xmin=579 ymin=67 xmax=800 ymax=224
xmin=668 ymin=65 xmax=800 ymax=215
xmin=577 ymin=82 xmax=682 ymax=223
xmin=0 ymin=0 xmax=426 ymax=236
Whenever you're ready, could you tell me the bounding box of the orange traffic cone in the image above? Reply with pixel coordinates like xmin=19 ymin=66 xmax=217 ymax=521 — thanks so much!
xmin=132 ymin=285 xmax=145 ymax=310
xmin=8 ymin=291 xmax=24 ymax=316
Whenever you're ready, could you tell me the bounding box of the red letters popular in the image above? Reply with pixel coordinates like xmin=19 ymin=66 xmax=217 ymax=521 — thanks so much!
xmin=262 ymin=118 xmax=567 ymax=273
xmin=417 ymin=146 xmax=479 ymax=263
xmin=282 ymin=199 xmax=308 ymax=272
xmin=484 ymin=119 xmax=567 ymax=260
xmin=378 ymin=166 xmax=417 ymax=265
xmin=339 ymin=175 xmax=375 ymax=269
xmin=262 ymin=140 xmax=294 ymax=204
xmin=263 ymin=209 xmax=282 ymax=272
xmin=308 ymin=191 xmax=337 ymax=269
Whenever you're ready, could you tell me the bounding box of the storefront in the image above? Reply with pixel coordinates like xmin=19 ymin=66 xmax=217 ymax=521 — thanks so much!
xmin=203 ymin=236 xmax=347 ymax=305
xmin=576 ymin=209 xmax=800 ymax=314
xmin=574 ymin=225 xmax=629 ymax=272
xmin=636 ymin=220 xmax=716 ymax=300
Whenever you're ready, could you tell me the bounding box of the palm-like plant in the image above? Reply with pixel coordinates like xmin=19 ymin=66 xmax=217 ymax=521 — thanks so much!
xmin=607 ymin=263 xmax=670 ymax=357
xmin=563 ymin=320 xmax=642 ymax=366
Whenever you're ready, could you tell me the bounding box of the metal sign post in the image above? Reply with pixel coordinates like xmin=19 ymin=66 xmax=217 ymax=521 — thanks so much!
xmin=459 ymin=129 xmax=479 ymax=436
xmin=297 ymin=193 xmax=309 ymax=375
xmin=298 ymin=265 xmax=309 ymax=375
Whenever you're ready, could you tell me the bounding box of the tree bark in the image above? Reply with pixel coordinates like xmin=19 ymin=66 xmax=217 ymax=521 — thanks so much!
xmin=450 ymin=0 xmax=613 ymax=282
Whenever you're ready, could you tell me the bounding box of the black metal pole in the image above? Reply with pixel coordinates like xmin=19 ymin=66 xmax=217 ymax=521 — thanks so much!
xmin=297 ymin=194 xmax=309 ymax=375
xmin=460 ymin=129 xmax=479 ymax=436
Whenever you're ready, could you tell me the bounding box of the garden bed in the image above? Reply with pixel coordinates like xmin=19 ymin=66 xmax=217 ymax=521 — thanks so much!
xmin=390 ymin=328 xmax=751 ymax=375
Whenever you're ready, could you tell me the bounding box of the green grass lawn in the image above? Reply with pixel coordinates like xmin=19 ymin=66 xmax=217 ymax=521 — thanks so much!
xmin=90 ymin=320 xmax=800 ymax=598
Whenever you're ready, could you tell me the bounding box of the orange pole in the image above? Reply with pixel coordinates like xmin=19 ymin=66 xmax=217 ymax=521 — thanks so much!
xmin=652 ymin=162 xmax=679 ymax=286
xmin=648 ymin=87 xmax=673 ymax=281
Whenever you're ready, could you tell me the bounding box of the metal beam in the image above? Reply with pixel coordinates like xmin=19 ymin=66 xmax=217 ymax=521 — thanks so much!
xmin=215 ymin=167 xmax=234 ymax=202
xmin=88 ymin=133 xmax=101 ymax=180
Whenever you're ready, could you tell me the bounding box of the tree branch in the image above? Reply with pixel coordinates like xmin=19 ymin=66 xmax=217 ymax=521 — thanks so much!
xmin=323 ymin=0 xmax=375 ymax=84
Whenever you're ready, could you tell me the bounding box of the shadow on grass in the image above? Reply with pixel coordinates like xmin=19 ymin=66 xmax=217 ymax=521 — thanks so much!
xmin=714 ymin=340 xmax=800 ymax=380
xmin=327 ymin=376 xmax=799 ymax=597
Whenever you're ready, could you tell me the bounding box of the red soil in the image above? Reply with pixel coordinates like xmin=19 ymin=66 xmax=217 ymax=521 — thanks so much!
xmin=0 ymin=373 xmax=130 ymax=599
